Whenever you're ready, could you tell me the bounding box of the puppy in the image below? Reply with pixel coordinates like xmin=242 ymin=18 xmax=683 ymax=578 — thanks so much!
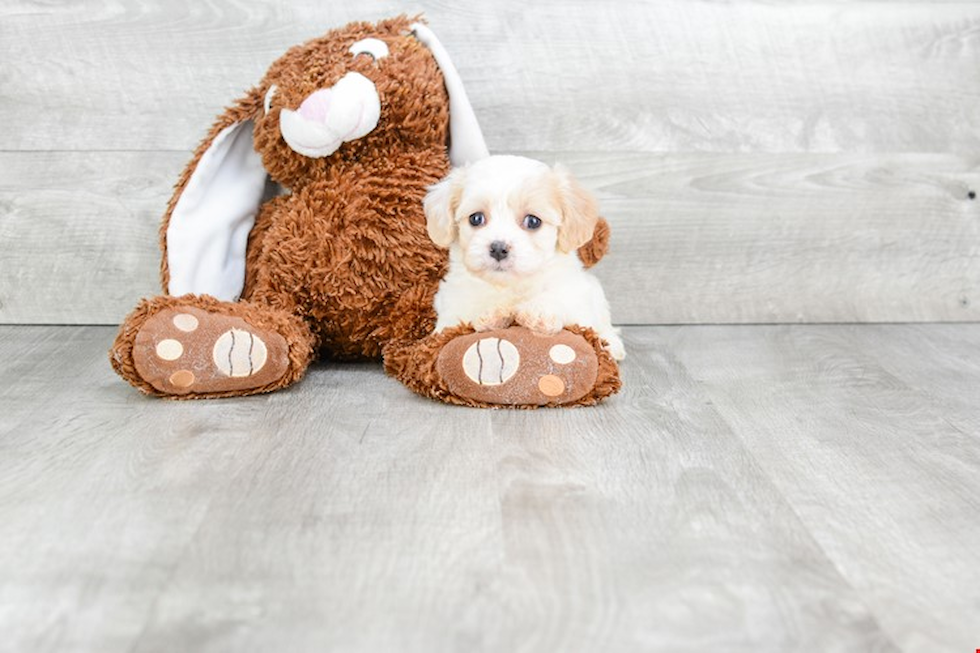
xmin=424 ymin=155 xmax=626 ymax=361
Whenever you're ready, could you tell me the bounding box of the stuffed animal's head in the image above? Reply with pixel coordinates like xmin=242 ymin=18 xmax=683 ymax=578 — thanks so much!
xmin=251 ymin=16 xmax=473 ymax=186
xmin=163 ymin=15 xmax=488 ymax=301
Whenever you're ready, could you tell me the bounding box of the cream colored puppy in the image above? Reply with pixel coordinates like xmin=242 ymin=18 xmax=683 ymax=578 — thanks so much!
xmin=425 ymin=155 xmax=625 ymax=361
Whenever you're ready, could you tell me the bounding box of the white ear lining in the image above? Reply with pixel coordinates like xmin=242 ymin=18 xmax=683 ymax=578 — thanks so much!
xmin=411 ymin=22 xmax=489 ymax=167
xmin=166 ymin=120 xmax=267 ymax=300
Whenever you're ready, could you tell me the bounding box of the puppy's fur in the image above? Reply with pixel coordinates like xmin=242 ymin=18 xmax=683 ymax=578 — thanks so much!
xmin=424 ymin=155 xmax=625 ymax=360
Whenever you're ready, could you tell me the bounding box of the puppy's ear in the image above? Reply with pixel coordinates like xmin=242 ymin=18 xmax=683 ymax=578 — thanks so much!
xmin=424 ymin=168 xmax=466 ymax=248
xmin=554 ymin=165 xmax=600 ymax=254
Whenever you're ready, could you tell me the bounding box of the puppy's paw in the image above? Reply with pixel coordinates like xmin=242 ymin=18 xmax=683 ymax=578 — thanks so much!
xmin=473 ymin=308 xmax=513 ymax=332
xmin=514 ymin=310 xmax=564 ymax=335
xmin=604 ymin=333 xmax=626 ymax=361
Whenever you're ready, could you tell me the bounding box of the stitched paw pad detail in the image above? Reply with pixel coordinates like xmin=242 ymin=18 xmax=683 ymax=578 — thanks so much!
xmin=461 ymin=337 xmax=520 ymax=386
xmin=437 ymin=327 xmax=599 ymax=406
xmin=212 ymin=328 xmax=269 ymax=377
xmin=132 ymin=307 xmax=289 ymax=396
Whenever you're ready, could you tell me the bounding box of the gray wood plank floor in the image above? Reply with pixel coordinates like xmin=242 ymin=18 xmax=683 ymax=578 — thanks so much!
xmin=1 ymin=324 xmax=977 ymax=653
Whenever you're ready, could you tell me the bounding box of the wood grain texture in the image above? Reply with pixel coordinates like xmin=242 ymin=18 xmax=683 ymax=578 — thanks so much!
xmin=2 ymin=1 xmax=979 ymax=153
xmin=0 ymin=324 xmax=941 ymax=652
xmin=668 ymin=323 xmax=980 ymax=653
xmin=0 ymin=151 xmax=178 ymax=324
xmin=2 ymin=151 xmax=977 ymax=325
xmin=579 ymin=151 xmax=980 ymax=324
xmin=2 ymin=1 xmax=979 ymax=324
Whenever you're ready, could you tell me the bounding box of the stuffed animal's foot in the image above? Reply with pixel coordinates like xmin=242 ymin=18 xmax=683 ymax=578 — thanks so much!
xmin=110 ymin=295 xmax=315 ymax=398
xmin=384 ymin=324 xmax=621 ymax=408
xmin=132 ymin=306 xmax=291 ymax=396
xmin=436 ymin=327 xmax=601 ymax=406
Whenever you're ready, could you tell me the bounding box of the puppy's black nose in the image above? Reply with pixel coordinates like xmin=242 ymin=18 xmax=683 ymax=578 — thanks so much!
xmin=489 ymin=241 xmax=509 ymax=261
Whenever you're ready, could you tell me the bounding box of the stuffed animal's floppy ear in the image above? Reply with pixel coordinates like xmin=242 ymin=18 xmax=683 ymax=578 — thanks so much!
xmin=554 ymin=165 xmax=600 ymax=254
xmin=424 ymin=167 xmax=466 ymax=248
xmin=162 ymin=89 xmax=268 ymax=301
xmin=411 ymin=22 xmax=489 ymax=167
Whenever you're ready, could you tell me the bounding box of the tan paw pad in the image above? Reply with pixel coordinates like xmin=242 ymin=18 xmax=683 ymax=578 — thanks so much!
xmin=172 ymin=313 xmax=199 ymax=332
xmin=437 ymin=327 xmax=599 ymax=406
xmin=538 ymin=374 xmax=566 ymax=397
xmin=549 ymin=344 xmax=576 ymax=364
xmin=155 ymin=339 xmax=184 ymax=361
xmin=169 ymin=370 xmax=196 ymax=388
xmin=133 ymin=307 xmax=289 ymax=396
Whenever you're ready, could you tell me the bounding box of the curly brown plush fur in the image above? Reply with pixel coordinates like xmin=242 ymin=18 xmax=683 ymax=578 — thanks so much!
xmin=110 ymin=15 xmax=620 ymax=406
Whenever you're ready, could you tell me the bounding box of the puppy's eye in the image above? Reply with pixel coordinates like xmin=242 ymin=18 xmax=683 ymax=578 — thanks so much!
xmin=468 ymin=212 xmax=486 ymax=227
xmin=522 ymin=214 xmax=542 ymax=230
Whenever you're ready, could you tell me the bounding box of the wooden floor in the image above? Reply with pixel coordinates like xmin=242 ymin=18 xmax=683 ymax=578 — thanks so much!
xmin=1 ymin=323 xmax=978 ymax=653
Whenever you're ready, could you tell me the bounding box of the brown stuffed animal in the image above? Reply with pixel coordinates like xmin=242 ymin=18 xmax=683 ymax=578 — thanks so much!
xmin=109 ymin=15 xmax=621 ymax=407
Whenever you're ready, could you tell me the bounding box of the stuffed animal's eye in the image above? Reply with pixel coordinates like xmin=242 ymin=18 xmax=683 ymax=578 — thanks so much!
xmin=522 ymin=214 xmax=542 ymax=230
xmin=468 ymin=212 xmax=486 ymax=227
xmin=349 ymin=38 xmax=389 ymax=61
xmin=263 ymin=84 xmax=278 ymax=115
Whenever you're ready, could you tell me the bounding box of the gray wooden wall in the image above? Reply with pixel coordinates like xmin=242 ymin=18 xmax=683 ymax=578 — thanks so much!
xmin=2 ymin=0 xmax=978 ymax=325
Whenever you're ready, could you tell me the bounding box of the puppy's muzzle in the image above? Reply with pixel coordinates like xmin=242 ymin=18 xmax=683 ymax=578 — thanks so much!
xmin=489 ymin=241 xmax=510 ymax=261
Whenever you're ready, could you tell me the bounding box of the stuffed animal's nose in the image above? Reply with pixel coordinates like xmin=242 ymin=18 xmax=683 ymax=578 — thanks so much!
xmin=296 ymin=89 xmax=334 ymax=123
xmin=489 ymin=241 xmax=510 ymax=261
xmin=279 ymin=72 xmax=381 ymax=158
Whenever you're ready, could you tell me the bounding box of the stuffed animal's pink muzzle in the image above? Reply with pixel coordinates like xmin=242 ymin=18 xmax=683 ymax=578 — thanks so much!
xmin=279 ymin=72 xmax=381 ymax=158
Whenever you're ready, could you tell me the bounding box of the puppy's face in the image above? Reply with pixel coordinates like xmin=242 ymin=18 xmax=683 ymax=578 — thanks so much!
xmin=425 ymin=156 xmax=599 ymax=284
